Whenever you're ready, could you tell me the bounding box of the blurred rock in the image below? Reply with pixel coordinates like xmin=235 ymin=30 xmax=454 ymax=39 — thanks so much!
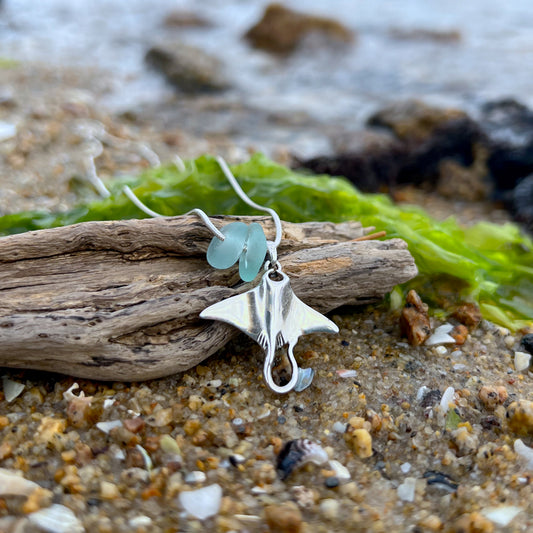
xmin=297 ymin=130 xmax=406 ymax=192
xmin=367 ymin=100 xmax=485 ymax=187
xmin=389 ymin=27 xmax=461 ymax=43
xmin=145 ymin=42 xmax=229 ymax=94
xmin=512 ymin=175 xmax=533 ymax=232
xmin=163 ymin=10 xmax=211 ymax=28
xmin=450 ymin=303 xmax=482 ymax=329
xmin=480 ymin=99 xmax=533 ymax=195
xmin=436 ymin=144 xmax=491 ymax=201
xmin=244 ymin=3 xmax=354 ymax=55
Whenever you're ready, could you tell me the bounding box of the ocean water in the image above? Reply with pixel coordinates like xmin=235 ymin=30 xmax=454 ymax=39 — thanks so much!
xmin=0 ymin=0 xmax=532 ymax=125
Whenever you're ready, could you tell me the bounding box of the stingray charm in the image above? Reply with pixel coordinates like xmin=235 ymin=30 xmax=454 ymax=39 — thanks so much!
xmin=115 ymin=155 xmax=338 ymax=393
xmin=200 ymin=269 xmax=339 ymax=393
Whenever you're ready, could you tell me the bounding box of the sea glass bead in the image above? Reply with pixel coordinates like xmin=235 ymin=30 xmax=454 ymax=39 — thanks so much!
xmin=239 ymin=223 xmax=268 ymax=282
xmin=206 ymin=222 xmax=248 ymax=269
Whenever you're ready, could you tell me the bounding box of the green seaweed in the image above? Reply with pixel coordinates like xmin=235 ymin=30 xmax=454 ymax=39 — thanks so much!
xmin=1 ymin=153 xmax=532 ymax=330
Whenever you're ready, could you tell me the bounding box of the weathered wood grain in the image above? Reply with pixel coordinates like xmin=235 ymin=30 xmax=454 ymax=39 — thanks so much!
xmin=0 ymin=216 xmax=417 ymax=380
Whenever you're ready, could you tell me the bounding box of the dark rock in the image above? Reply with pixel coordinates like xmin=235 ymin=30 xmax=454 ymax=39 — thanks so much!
xmin=297 ymin=130 xmax=406 ymax=192
xmin=521 ymin=333 xmax=533 ymax=355
xmin=244 ymin=3 xmax=354 ymax=55
xmin=480 ymin=99 xmax=533 ymax=195
xmin=512 ymin=175 xmax=533 ymax=232
xmin=145 ymin=42 xmax=229 ymax=94
xmin=367 ymin=100 xmax=485 ymax=188
xmin=325 ymin=476 xmax=340 ymax=488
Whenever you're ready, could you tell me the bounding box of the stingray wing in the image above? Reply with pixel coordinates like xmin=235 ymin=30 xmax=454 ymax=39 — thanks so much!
xmin=199 ymin=285 xmax=265 ymax=343
xmin=282 ymin=292 xmax=339 ymax=341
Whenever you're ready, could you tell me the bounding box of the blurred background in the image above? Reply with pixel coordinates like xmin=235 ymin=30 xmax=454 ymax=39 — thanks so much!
xmin=0 ymin=0 xmax=532 ymax=226
xmin=1 ymin=0 xmax=532 ymax=120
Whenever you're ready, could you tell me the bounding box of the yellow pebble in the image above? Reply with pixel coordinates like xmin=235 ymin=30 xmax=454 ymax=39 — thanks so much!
xmin=345 ymin=428 xmax=373 ymax=458
xmin=100 ymin=480 xmax=120 ymax=500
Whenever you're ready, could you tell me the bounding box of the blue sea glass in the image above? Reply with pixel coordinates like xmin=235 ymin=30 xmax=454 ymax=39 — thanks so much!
xmin=239 ymin=223 xmax=268 ymax=282
xmin=206 ymin=222 xmax=248 ymax=269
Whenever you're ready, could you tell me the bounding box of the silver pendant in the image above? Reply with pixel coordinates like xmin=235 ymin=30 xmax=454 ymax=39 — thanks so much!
xmin=200 ymin=269 xmax=339 ymax=393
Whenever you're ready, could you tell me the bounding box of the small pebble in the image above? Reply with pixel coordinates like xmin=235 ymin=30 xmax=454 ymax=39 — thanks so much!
xmin=123 ymin=417 xmax=145 ymax=434
xmin=451 ymin=324 xmax=469 ymax=344
xmin=514 ymin=351 xmax=531 ymax=372
xmin=184 ymin=471 xmax=206 ymax=484
xmin=319 ymin=498 xmax=340 ymax=520
xmin=264 ymin=502 xmax=303 ymax=533
xmin=344 ymin=428 xmax=372 ymax=458
xmin=397 ymin=477 xmax=417 ymax=502
xmin=478 ymin=386 xmax=508 ymax=410
xmin=335 ymin=369 xmax=357 ymax=378
xmin=400 ymin=462 xmax=411 ymax=474
xmin=325 ymin=476 xmax=339 ymax=488
xmin=96 ymin=420 xmax=122 ymax=434
xmin=328 ymin=459 xmax=350 ymax=481
xmin=434 ymin=345 xmax=448 ymax=355
xmin=504 ymin=336 xmax=516 ymax=349
xmin=229 ymin=454 xmax=246 ymax=466
xmin=100 ymin=480 xmax=120 ymax=500
xmin=332 ymin=421 xmax=347 ymax=433
xmin=506 ymin=400 xmax=533 ymax=435
xmin=291 ymin=485 xmax=317 ymax=509
xmin=128 ymin=516 xmax=153 ymax=528
xmin=453 ymin=512 xmax=494 ymax=533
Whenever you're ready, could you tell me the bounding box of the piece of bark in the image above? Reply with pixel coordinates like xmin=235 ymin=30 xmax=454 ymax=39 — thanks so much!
xmin=0 ymin=216 xmax=417 ymax=380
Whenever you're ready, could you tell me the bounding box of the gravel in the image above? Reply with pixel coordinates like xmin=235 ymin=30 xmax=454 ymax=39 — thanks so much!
xmin=0 ymin=63 xmax=532 ymax=533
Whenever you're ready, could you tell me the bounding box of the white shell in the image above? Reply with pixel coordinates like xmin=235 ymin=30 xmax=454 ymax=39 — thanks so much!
xmin=2 ymin=377 xmax=25 ymax=403
xmin=0 ymin=468 xmax=39 ymax=496
xmin=481 ymin=506 xmax=522 ymax=527
xmin=28 ymin=504 xmax=84 ymax=533
xmin=96 ymin=420 xmax=122 ymax=434
xmin=514 ymin=438 xmax=533 ymax=469
xmin=179 ymin=484 xmax=222 ymax=520
xmin=440 ymin=387 xmax=456 ymax=413
xmin=425 ymin=324 xmax=456 ymax=346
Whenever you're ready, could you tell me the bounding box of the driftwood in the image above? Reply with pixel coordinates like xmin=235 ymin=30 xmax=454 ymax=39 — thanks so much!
xmin=0 ymin=216 xmax=417 ymax=380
